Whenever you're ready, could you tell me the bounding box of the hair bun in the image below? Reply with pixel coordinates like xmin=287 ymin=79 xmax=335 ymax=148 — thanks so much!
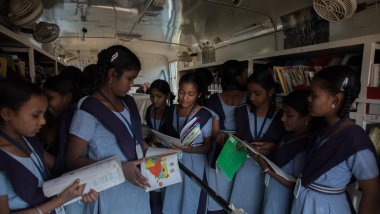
xmin=97 ymin=49 xmax=112 ymax=65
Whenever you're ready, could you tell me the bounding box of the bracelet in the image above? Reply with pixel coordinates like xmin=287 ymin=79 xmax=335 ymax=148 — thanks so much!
xmin=35 ymin=206 xmax=43 ymax=214
xmin=263 ymin=168 xmax=270 ymax=173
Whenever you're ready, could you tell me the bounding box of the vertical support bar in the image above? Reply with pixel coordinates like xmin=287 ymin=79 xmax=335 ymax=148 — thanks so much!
xmin=356 ymin=42 xmax=375 ymax=128
xmin=28 ymin=48 xmax=35 ymax=83
xmin=352 ymin=42 xmax=376 ymax=212
xmin=54 ymin=61 xmax=58 ymax=75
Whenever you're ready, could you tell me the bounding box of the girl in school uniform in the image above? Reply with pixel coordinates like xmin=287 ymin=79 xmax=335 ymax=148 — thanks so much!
xmin=291 ymin=66 xmax=380 ymax=214
xmin=66 ymin=45 xmax=151 ymax=214
xmin=258 ymin=89 xmax=314 ymax=214
xmin=145 ymin=79 xmax=175 ymax=134
xmin=229 ymin=70 xmax=286 ymax=214
xmin=205 ymin=60 xmax=247 ymax=214
xmin=161 ymin=72 xmax=213 ymax=214
xmin=40 ymin=75 xmax=81 ymax=177
xmin=0 ymin=79 xmax=97 ymax=214
xmin=145 ymin=79 xmax=175 ymax=214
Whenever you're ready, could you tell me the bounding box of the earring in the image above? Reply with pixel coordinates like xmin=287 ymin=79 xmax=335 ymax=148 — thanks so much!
xmin=330 ymin=103 xmax=336 ymax=109
xmin=305 ymin=120 xmax=309 ymax=127
xmin=109 ymin=78 xmax=112 ymax=84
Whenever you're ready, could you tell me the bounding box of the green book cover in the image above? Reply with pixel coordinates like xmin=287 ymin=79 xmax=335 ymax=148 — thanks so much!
xmin=216 ymin=136 xmax=248 ymax=181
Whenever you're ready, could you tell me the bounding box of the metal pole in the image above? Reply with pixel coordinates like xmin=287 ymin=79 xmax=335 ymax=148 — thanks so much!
xmin=178 ymin=162 xmax=232 ymax=213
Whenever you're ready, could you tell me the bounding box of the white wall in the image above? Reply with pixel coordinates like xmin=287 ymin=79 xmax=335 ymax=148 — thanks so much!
xmin=189 ymin=7 xmax=380 ymax=66
xmin=135 ymin=53 xmax=169 ymax=85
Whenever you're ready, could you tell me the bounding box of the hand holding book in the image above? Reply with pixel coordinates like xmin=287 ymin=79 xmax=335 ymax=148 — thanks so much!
xmin=122 ymin=159 xmax=150 ymax=189
xmin=251 ymin=141 xmax=277 ymax=155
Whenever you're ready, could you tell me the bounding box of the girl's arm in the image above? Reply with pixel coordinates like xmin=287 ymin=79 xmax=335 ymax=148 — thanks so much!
xmin=65 ymin=135 xmax=97 ymax=170
xmin=66 ymin=133 xmax=149 ymax=189
xmin=252 ymin=142 xmax=277 ymax=155
xmin=178 ymin=136 xmax=212 ymax=154
xmin=43 ymin=151 xmax=55 ymax=171
xmin=254 ymin=156 xmax=295 ymax=188
xmin=358 ymin=177 xmax=380 ymax=214
xmin=0 ymin=180 xmax=98 ymax=214
xmin=211 ymin=117 xmax=220 ymax=140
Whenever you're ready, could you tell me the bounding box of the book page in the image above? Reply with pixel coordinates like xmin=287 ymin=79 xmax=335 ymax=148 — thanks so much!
xmin=151 ymin=129 xmax=181 ymax=147
xmin=180 ymin=117 xmax=202 ymax=146
xmin=145 ymin=147 xmax=180 ymax=158
xmin=43 ymin=156 xmax=126 ymax=205
xmin=141 ymin=153 xmax=182 ymax=191
xmin=141 ymin=124 xmax=152 ymax=139
xmin=231 ymin=135 xmax=296 ymax=182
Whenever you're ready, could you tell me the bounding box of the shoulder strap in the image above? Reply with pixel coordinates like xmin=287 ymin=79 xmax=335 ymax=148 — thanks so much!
xmin=145 ymin=105 xmax=153 ymax=129
xmin=261 ymin=110 xmax=286 ymax=143
xmin=194 ymin=108 xmax=212 ymax=128
xmin=235 ymin=104 xmax=254 ymax=142
xmin=122 ymin=95 xmax=144 ymax=152
xmin=301 ymin=125 xmax=377 ymax=186
xmin=52 ymin=104 xmax=77 ymax=177
xmin=205 ymin=94 xmax=225 ymax=129
xmin=80 ymin=96 xmax=143 ymax=160
xmin=160 ymin=105 xmax=180 ymax=138
xmin=0 ymin=140 xmax=49 ymax=205
xmin=273 ymin=134 xmax=311 ymax=168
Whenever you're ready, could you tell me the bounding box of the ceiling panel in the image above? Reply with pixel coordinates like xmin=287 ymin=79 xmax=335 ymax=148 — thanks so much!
xmin=37 ymin=0 xmax=317 ymax=56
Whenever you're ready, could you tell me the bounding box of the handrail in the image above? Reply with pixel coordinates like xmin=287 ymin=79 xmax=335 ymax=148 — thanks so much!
xmin=203 ymin=0 xmax=278 ymax=50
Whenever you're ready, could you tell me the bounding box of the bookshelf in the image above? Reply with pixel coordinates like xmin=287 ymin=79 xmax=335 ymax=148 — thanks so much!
xmin=0 ymin=25 xmax=64 ymax=83
xmin=177 ymin=33 xmax=380 ymax=212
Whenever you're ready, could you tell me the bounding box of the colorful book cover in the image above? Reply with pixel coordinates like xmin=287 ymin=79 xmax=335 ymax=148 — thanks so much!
xmin=216 ymin=136 xmax=248 ymax=181
xmin=141 ymin=151 xmax=182 ymax=192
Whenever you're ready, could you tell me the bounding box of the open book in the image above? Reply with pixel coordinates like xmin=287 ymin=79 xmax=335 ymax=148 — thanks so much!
xmin=43 ymin=156 xmax=125 ymax=205
xmin=232 ymin=135 xmax=296 ymax=182
xmin=141 ymin=147 xmax=182 ymax=191
xmin=143 ymin=117 xmax=203 ymax=148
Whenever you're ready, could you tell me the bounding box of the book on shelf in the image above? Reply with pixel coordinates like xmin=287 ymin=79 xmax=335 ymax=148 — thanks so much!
xmin=270 ymin=65 xmax=316 ymax=95
xmin=141 ymin=147 xmax=182 ymax=191
xmin=369 ymin=127 xmax=380 ymax=156
xmin=43 ymin=156 xmax=126 ymax=206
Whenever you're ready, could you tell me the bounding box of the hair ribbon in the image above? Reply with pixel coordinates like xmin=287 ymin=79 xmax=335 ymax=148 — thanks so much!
xmin=340 ymin=77 xmax=349 ymax=91
xmin=110 ymin=52 xmax=119 ymax=62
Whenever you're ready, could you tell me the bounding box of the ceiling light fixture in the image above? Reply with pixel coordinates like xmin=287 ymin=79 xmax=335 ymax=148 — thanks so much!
xmin=81 ymin=27 xmax=87 ymax=41
xmin=92 ymin=5 xmax=139 ymax=14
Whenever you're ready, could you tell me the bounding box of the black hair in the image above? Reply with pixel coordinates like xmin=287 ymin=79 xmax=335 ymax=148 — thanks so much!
xmin=179 ymin=72 xmax=206 ymax=105
xmin=90 ymin=45 xmax=141 ymax=94
xmin=194 ymin=68 xmax=213 ymax=88
xmin=283 ymin=89 xmax=311 ymax=116
xmin=220 ymin=60 xmax=246 ymax=91
xmin=313 ymin=65 xmax=360 ymax=117
xmin=59 ymin=66 xmax=84 ymax=85
xmin=150 ymin=79 xmax=175 ymax=106
xmin=283 ymin=89 xmax=321 ymax=132
xmin=247 ymin=69 xmax=278 ymax=117
xmin=82 ymin=64 xmax=98 ymax=95
xmin=0 ymin=79 xmax=45 ymax=123
xmin=43 ymin=75 xmax=81 ymax=103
